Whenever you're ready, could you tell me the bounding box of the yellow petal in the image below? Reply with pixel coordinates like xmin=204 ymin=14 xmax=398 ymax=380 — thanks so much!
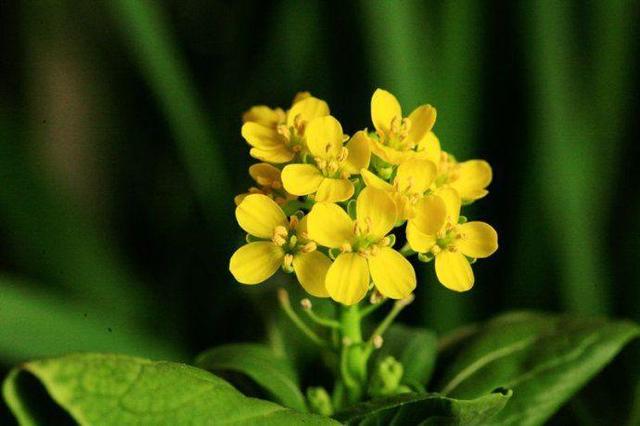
xmin=287 ymin=96 xmax=330 ymax=127
xmin=235 ymin=194 xmax=288 ymax=238
xmin=249 ymin=147 xmax=294 ymax=164
xmin=315 ymin=178 xmax=354 ymax=203
xmin=249 ymin=163 xmax=282 ymax=186
xmin=356 ymin=187 xmax=396 ymax=239
xmin=305 ymin=115 xmax=344 ymax=158
xmin=241 ymin=122 xmax=282 ymax=149
xmin=369 ymin=138 xmax=412 ymax=165
xmin=361 ymin=169 xmax=393 ymax=192
xmin=342 ymin=131 xmax=371 ymax=175
xmin=307 ymin=202 xmax=354 ymax=248
xmin=325 ymin=253 xmax=370 ymax=305
xmin=282 ymin=164 xmax=324 ymax=196
xmin=410 ymin=195 xmax=447 ymax=236
xmin=293 ymin=251 xmax=331 ymax=298
xmin=368 ymin=247 xmax=416 ymax=299
xmin=295 ymin=214 xmax=309 ymax=237
xmin=457 ymin=222 xmax=498 ymax=258
xmin=292 ymin=91 xmax=311 ymax=104
xmin=435 ymin=250 xmax=474 ymax=291
xmin=406 ymin=222 xmax=436 ymax=253
xmin=395 ymin=158 xmax=437 ymax=194
xmin=416 ymin=132 xmax=442 ymax=166
xmin=392 ymin=193 xmax=414 ymax=221
xmin=405 ymin=105 xmax=436 ymax=147
xmin=242 ymin=106 xmax=285 ymax=127
xmin=371 ymin=89 xmax=402 ymax=134
xmin=229 ymin=242 xmax=283 ymax=285
xmin=449 ymin=160 xmax=492 ymax=202
xmin=438 ymin=188 xmax=461 ymax=224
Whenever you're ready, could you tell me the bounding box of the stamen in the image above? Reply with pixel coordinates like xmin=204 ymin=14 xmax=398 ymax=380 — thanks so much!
xmin=340 ymin=242 xmax=353 ymax=253
xmin=337 ymin=147 xmax=348 ymax=162
xmin=300 ymin=241 xmax=317 ymax=253
xmin=283 ymin=253 xmax=294 ymax=270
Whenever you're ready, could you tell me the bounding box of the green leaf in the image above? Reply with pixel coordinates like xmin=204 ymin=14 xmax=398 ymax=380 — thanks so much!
xmin=334 ymin=389 xmax=512 ymax=425
xmin=195 ymin=343 xmax=307 ymax=412
xmin=375 ymin=324 xmax=437 ymax=390
xmin=3 ymin=353 xmax=338 ymax=425
xmin=437 ymin=311 xmax=640 ymax=425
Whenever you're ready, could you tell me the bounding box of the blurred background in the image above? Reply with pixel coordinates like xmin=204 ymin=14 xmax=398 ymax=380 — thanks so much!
xmin=1 ymin=0 xmax=638 ymax=423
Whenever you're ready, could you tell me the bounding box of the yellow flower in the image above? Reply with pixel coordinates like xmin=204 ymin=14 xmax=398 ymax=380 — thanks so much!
xmin=368 ymin=89 xmax=437 ymax=165
xmin=406 ymin=188 xmax=498 ymax=291
xmin=281 ymin=116 xmax=370 ymax=203
xmin=234 ymin=163 xmax=296 ymax=206
xmin=307 ymin=187 xmax=416 ymax=305
xmin=229 ymin=194 xmax=330 ymax=297
xmin=361 ymin=158 xmax=437 ymax=221
xmin=241 ymin=93 xmax=329 ymax=163
xmin=418 ymin=132 xmax=493 ymax=203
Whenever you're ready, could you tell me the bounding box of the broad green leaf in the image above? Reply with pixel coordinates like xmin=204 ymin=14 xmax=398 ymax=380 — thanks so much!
xmin=195 ymin=343 xmax=307 ymax=412
xmin=437 ymin=311 xmax=640 ymax=425
xmin=375 ymin=324 xmax=437 ymax=390
xmin=3 ymin=353 xmax=338 ymax=425
xmin=334 ymin=389 xmax=512 ymax=425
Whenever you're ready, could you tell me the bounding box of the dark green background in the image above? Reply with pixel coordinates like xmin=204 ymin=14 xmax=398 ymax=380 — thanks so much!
xmin=1 ymin=1 xmax=638 ymax=424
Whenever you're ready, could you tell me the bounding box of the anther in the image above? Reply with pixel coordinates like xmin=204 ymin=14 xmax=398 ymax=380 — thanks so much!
xmin=340 ymin=242 xmax=352 ymax=253
xmin=283 ymin=253 xmax=294 ymax=270
xmin=300 ymin=241 xmax=317 ymax=253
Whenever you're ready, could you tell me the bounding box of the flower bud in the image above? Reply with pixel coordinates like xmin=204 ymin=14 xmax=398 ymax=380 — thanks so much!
xmin=306 ymin=387 xmax=333 ymax=416
xmin=368 ymin=356 xmax=405 ymax=397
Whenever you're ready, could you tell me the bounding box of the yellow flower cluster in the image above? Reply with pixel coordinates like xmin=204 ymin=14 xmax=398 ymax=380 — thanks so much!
xmin=230 ymin=89 xmax=498 ymax=305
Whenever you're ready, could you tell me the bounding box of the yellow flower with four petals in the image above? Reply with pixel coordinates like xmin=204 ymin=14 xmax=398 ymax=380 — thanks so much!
xmin=406 ymin=188 xmax=498 ymax=291
xmin=230 ymin=194 xmax=331 ymax=297
xmin=241 ymin=94 xmax=329 ymax=163
xmin=307 ymin=187 xmax=416 ymax=305
xmin=368 ymin=89 xmax=437 ymax=165
xmin=281 ymin=116 xmax=370 ymax=202
xmin=361 ymin=158 xmax=437 ymax=221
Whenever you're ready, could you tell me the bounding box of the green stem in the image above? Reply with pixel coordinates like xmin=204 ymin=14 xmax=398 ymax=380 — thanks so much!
xmin=364 ymin=295 xmax=415 ymax=358
xmin=302 ymin=302 xmax=341 ymax=329
xmin=340 ymin=304 xmax=366 ymax=404
xmin=278 ymin=289 xmax=329 ymax=349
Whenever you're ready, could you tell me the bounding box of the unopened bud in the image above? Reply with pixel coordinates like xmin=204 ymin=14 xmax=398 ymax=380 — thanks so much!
xmin=368 ymin=356 xmax=404 ymax=397
xmin=306 ymin=387 xmax=333 ymax=416
xmin=373 ymin=335 xmax=384 ymax=349
xmin=300 ymin=298 xmax=312 ymax=310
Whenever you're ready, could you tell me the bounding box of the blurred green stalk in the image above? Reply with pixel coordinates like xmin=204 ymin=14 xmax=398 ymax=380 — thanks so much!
xmin=109 ymin=0 xmax=231 ymax=218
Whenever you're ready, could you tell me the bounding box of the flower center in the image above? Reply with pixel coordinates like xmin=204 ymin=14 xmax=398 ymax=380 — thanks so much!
xmin=314 ymin=146 xmax=349 ymax=179
xmin=277 ymin=114 xmax=307 ymax=153
xmin=271 ymin=217 xmax=317 ymax=257
xmin=435 ymin=153 xmax=461 ymax=187
xmin=340 ymin=217 xmax=392 ymax=257
xmin=378 ymin=116 xmax=414 ymax=151
xmin=434 ymin=223 xmax=465 ymax=253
